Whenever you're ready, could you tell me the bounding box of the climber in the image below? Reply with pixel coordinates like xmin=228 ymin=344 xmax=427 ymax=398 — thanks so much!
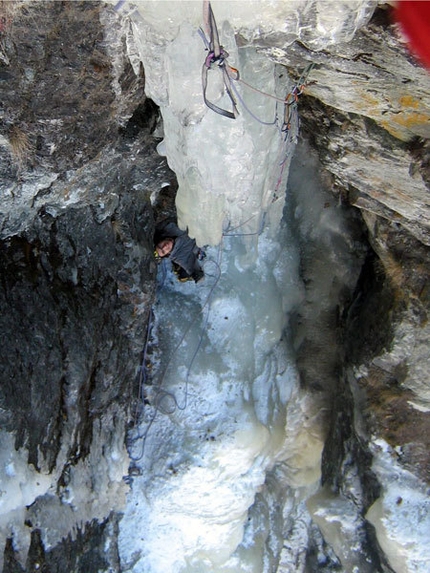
xmin=154 ymin=219 xmax=205 ymax=283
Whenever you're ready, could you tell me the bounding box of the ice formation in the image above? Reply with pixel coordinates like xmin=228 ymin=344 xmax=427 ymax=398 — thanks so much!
xmin=366 ymin=440 xmax=430 ymax=573
xmin=111 ymin=1 xmax=379 ymax=572
xmin=112 ymin=0 xmax=376 ymax=246
xmin=0 ymin=419 xmax=129 ymax=568
xmin=119 ymin=228 xmax=322 ymax=572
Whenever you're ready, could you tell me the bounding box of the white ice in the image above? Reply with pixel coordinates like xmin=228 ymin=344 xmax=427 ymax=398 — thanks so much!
xmin=118 ymin=223 xmax=321 ymax=572
xmin=112 ymin=1 xmax=379 ymax=571
xmin=111 ymin=0 xmax=376 ymax=246
xmin=366 ymin=439 xmax=430 ymax=573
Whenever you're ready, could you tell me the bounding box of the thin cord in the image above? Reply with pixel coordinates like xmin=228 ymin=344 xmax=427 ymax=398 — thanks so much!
xmin=223 ymin=212 xmax=267 ymax=237
xmin=236 ymin=76 xmax=290 ymax=104
xmin=128 ymin=255 xmax=222 ymax=462
xmin=176 ymin=258 xmax=221 ymax=410
xmin=229 ymin=77 xmax=278 ymax=126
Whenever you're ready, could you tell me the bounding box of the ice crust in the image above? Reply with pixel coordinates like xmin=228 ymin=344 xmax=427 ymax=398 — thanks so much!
xmin=0 ymin=415 xmax=129 ymax=570
xmin=366 ymin=440 xmax=430 ymax=573
xmin=0 ymin=432 xmax=54 ymax=564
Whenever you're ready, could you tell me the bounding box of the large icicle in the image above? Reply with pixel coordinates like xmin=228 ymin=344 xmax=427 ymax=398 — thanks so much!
xmin=110 ymin=0 xmax=376 ymax=246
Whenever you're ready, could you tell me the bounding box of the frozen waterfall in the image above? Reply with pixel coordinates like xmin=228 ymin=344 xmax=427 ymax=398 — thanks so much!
xmin=111 ymin=0 xmax=376 ymax=246
xmin=111 ymin=1 xmax=378 ymax=572
xmin=118 ymin=143 xmax=366 ymax=572
xmin=120 ymin=227 xmax=309 ymax=572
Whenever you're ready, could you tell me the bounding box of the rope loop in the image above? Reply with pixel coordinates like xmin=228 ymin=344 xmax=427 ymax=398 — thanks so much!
xmin=128 ymin=254 xmax=222 ymax=462
xmin=200 ymin=3 xmax=315 ymax=126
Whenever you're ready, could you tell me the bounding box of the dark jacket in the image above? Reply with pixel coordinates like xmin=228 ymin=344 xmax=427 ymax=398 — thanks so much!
xmin=155 ymin=220 xmax=203 ymax=279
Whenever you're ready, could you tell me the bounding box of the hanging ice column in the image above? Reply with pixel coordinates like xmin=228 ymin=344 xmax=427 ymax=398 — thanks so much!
xmin=125 ymin=7 xmax=284 ymax=245
xmin=113 ymin=0 xmax=376 ymax=246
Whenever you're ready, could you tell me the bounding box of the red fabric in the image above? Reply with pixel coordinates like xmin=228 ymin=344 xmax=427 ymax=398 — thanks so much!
xmin=395 ymin=1 xmax=430 ymax=68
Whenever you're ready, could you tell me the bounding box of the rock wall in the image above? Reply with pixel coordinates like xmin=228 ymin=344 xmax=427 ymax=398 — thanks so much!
xmin=269 ymin=4 xmax=430 ymax=571
xmin=289 ymin=3 xmax=430 ymax=483
xmin=0 ymin=2 xmax=172 ymax=570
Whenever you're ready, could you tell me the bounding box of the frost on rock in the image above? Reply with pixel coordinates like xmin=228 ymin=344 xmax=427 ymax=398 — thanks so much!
xmin=110 ymin=0 xmax=375 ymax=246
xmin=0 ymin=432 xmax=54 ymax=566
xmin=0 ymin=415 xmax=130 ymax=570
xmin=366 ymin=440 xmax=430 ymax=573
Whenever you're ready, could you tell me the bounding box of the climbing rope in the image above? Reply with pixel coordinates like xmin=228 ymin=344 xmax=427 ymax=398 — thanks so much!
xmin=200 ymin=1 xmax=239 ymax=119
xmin=228 ymin=79 xmax=278 ymax=126
xmin=132 ymin=307 xmax=154 ymax=425
xmin=222 ymin=212 xmax=267 ymax=237
xmin=128 ymin=254 xmax=222 ymax=462
xmin=113 ymin=0 xmax=126 ymax=10
xmin=218 ymin=65 xmax=315 ymax=231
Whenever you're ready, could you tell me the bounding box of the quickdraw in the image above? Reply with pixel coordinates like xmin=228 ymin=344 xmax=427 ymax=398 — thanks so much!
xmin=281 ymin=63 xmax=315 ymax=134
xmin=200 ymin=2 xmax=315 ymax=127
xmin=200 ymin=1 xmax=239 ymax=119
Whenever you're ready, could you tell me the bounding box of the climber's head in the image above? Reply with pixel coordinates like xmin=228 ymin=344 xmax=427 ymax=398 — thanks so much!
xmin=155 ymin=237 xmax=174 ymax=258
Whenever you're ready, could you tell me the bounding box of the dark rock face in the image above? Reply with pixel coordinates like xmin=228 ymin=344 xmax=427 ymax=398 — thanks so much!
xmin=0 ymin=1 xmax=174 ymax=570
xmin=344 ymin=220 xmax=430 ymax=484
xmin=0 ymin=167 xmax=154 ymax=472
xmin=1 ymin=1 xmax=114 ymax=175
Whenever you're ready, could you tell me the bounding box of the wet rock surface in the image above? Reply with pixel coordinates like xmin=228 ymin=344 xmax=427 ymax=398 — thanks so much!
xmin=266 ymin=3 xmax=429 ymax=570
xmin=293 ymin=25 xmax=430 ymax=480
